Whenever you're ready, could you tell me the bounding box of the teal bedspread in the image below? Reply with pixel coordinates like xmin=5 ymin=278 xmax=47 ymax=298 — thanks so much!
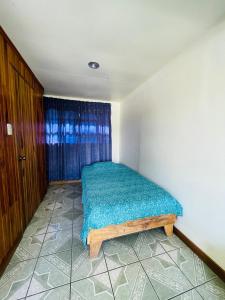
xmin=81 ymin=162 xmax=183 ymax=245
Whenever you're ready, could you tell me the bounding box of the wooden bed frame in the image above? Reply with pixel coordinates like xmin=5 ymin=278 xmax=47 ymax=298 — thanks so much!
xmin=87 ymin=214 xmax=176 ymax=257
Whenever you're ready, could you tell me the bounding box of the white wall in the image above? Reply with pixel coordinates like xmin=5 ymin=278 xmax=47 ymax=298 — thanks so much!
xmin=111 ymin=102 xmax=120 ymax=163
xmin=44 ymin=95 xmax=120 ymax=163
xmin=120 ymin=22 xmax=225 ymax=269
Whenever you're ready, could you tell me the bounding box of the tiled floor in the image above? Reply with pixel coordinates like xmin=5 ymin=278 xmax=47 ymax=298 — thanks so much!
xmin=0 ymin=183 xmax=225 ymax=300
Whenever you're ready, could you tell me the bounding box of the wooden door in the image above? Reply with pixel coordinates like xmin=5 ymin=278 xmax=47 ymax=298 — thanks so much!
xmin=4 ymin=46 xmax=24 ymax=252
xmin=16 ymin=75 xmax=30 ymax=225
xmin=0 ymin=28 xmax=47 ymax=271
xmin=0 ymin=33 xmax=11 ymax=265
xmin=7 ymin=45 xmax=43 ymax=228
xmin=18 ymin=75 xmax=40 ymax=223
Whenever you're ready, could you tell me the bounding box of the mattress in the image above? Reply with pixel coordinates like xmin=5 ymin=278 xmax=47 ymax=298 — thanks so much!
xmin=81 ymin=162 xmax=183 ymax=245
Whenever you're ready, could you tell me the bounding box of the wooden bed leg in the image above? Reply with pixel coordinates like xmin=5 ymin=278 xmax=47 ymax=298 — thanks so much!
xmin=89 ymin=240 xmax=102 ymax=258
xmin=164 ymin=224 xmax=173 ymax=236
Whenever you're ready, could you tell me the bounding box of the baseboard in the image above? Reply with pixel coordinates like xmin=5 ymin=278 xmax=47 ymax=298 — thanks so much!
xmin=174 ymin=227 xmax=225 ymax=282
xmin=49 ymin=179 xmax=81 ymax=185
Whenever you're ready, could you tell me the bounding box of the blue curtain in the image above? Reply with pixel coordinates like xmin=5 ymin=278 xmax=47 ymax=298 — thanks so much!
xmin=44 ymin=97 xmax=112 ymax=181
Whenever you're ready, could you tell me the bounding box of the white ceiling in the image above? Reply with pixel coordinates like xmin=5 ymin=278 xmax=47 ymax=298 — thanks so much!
xmin=1 ymin=0 xmax=225 ymax=101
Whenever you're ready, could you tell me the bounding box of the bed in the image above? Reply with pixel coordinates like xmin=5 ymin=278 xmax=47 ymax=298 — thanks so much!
xmin=81 ymin=162 xmax=183 ymax=257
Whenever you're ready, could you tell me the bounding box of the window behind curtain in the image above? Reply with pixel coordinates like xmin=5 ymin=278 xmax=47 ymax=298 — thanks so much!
xmin=44 ymin=97 xmax=112 ymax=181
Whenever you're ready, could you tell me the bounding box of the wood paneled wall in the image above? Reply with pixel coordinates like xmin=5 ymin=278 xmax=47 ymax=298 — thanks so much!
xmin=0 ymin=27 xmax=47 ymax=271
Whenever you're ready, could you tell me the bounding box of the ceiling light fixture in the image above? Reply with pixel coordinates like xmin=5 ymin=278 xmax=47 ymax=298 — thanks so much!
xmin=88 ymin=61 xmax=100 ymax=69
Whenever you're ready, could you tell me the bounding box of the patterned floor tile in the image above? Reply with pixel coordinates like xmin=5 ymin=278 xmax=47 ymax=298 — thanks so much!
xmin=2 ymin=184 xmax=222 ymax=300
xmin=34 ymin=206 xmax=54 ymax=218
xmin=110 ymin=233 xmax=139 ymax=248
xmin=63 ymin=183 xmax=80 ymax=192
xmin=23 ymin=216 xmax=50 ymax=237
xmin=72 ymin=209 xmax=83 ymax=228
xmin=72 ymin=208 xmax=83 ymax=220
xmin=171 ymin=289 xmax=202 ymax=299
xmin=10 ymin=235 xmax=45 ymax=264
xmin=73 ymin=195 xmax=83 ymax=210
xmin=40 ymin=229 xmax=72 ymax=256
xmin=141 ymin=253 xmax=192 ymax=300
xmin=69 ymin=182 xmax=82 ymax=190
xmin=103 ymin=236 xmax=138 ymax=270
xmin=71 ymin=272 xmax=114 ymax=299
xmin=160 ymin=235 xmax=187 ymax=252
xmin=28 ymin=251 xmax=71 ymax=296
xmin=73 ymin=214 xmax=83 ymax=238
xmin=41 ymin=193 xmax=55 ymax=202
xmin=71 ymin=240 xmax=107 ymax=281
xmin=169 ymin=248 xmax=217 ymax=286
xmin=39 ymin=200 xmax=55 ymax=209
xmin=49 ymin=186 xmax=67 ymax=194
xmin=74 ymin=202 xmax=83 ymax=211
xmin=26 ymin=284 xmax=70 ymax=299
xmin=109 ymin=261 xmax=158 ymax=300
xmin=0 ymin=259 xmax=36 ymax=300
xmin=52 ymin=199 xmax=74 ymax=216
xmin=129 ymin=231 xmax=166 ymax=260
xmin=196 ymin=278 xmax=225 ymax=300
xmin=68 ymin=190 xmax=82 ymax=199
xmin=47 ymin=213 xmax=73 ymax=233
xmin=73 ymin=230 xmax=82 ymax=245
xmin=151 ymin=228 xmax=169 ymax=241
xmin=34 ymin=199 xmax=56 ymax=217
